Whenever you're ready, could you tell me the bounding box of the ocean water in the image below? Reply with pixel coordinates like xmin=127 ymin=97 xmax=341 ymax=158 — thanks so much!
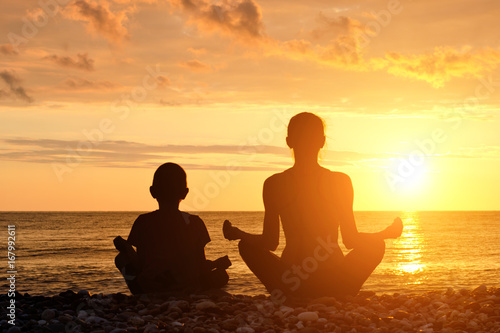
xmin=1 ymin=211 xmax=499 ymax=297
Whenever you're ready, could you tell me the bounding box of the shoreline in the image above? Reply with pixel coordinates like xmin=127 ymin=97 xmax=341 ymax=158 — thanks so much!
xmin=1 ymin=286 xmax=499 ymax=333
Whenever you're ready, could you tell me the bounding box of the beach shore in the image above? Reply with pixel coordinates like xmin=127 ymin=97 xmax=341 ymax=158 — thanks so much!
xmin=2 ymin=286 xmax=499 ymax=333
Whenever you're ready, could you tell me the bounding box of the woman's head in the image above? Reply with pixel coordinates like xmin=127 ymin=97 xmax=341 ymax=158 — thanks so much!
xmin=286 ymin=112 xmax=325 ymax=154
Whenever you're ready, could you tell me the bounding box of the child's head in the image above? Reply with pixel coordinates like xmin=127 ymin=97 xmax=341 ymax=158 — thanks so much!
xmin=150 ymin=163 xmax=189 ymax=203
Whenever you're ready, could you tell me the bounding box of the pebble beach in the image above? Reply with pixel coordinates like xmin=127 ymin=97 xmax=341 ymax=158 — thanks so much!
xmin=2 ymin=285 xmax=499 ymax=333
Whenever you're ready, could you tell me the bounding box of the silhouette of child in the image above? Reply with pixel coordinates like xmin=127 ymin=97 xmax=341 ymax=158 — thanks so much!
xmin=114 ymin=162 xmax=231 ymax=295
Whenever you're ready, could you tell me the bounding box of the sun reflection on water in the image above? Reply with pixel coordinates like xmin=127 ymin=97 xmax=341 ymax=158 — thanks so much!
xmin=393 ymin=211 xmax=426 ymax=284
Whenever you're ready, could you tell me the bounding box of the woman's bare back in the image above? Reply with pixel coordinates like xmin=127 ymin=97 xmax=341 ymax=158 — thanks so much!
xmin=266 ymin=166 xmax=346 ymax=265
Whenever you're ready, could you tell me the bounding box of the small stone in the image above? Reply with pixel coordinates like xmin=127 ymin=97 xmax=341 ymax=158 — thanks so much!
xmin=58 ymin=314 xmax=74 ymax=323
xmin=116 ymin=322 xmax=128 ymax=329
xmin=172 ymin=300 xmax=190 ymax=311
xmin=143 ymin=315 xmax=154 ymax=322
xmin=77 ymin=290 xmax=90 ymax=297
xmin=236 ymin=327 xmax=255 ymax=333
xmin=78 ymin=310 xmax=88 ymax=320
xmin=280 ymin=306 xmax=294 ymax=317
xmin=298 ymin=328 xmax=320 ymax=333
xmin=297 ymin=311 xmax=319 ymax=322
xmin=128 ymin=316 xmax=145 ymax=326
xmin=473 ymin=285 xmax=488 ymax=294
xmin=169 ymin=306 xmax=183 ymax=314
xmin=206 ymin=329 xmax=220 ymax=333
xmin=110 ymin=329 xmax=127 ymax=333
xmin=41 ymin=309 xmax=56 ymax=321
xmin=138 ymin=308 xmax=149 ymax=315
xmin=38 ymin=319 xmax=47 ymax=325
xmin=220 ymin=318 xmax=238 ymax=331
xmin=48 ymin=323 xmax=66 ymax=332
xmin=86 ymin=315 xmax=108 ymax=325
xmin=196 ymin=300 xmax=218 ymax=311
xmin=392 ymin=310 xmax=410 ymax=320
xmin=7 ymin=327 xmax=22 ymax=333
xmin=144 ymin=323 xmax=159 ymax=333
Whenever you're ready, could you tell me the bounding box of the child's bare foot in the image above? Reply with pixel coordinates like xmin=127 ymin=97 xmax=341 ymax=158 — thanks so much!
xmin=384 ymin=217 xmax=403 ymax=239
xmin=223 ymin=220 xmax=240 ymax=240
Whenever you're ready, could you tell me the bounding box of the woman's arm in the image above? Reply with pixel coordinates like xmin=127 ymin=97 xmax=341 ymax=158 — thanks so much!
xmin=337 ymin=173 xmax=402 ymax=249
xmin=223 ymin=176 xmax=280 ymax=251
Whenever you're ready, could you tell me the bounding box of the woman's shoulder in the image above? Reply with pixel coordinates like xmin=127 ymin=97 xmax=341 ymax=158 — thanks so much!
xmin=319 ymin=167 xmax=350 ymax=178
xmin=265 ymin=170 xmax=288 ymax=183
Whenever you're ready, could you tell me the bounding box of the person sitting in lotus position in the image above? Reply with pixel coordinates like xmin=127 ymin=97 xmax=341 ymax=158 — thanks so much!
xmin=114 ymin=162 xmax=231 ymax=295
xmin=223 ymin=112 xmax=403 ymax=301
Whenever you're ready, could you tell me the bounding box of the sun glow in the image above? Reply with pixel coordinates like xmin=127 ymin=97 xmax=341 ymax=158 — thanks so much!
xmin=389 ymin=156 xmax=430 ymax=199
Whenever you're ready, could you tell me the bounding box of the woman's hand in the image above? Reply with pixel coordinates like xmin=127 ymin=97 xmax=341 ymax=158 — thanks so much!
xmin=223 ymin=220 xmax=243 ymax=240
xmin=382 ymin=217 xmax=403 ymax=239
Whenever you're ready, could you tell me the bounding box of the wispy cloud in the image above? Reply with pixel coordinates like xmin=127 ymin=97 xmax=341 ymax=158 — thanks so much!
xmin=44 ymin=53 xmax=95 ymax=71
xmin=179 ymin=59 xmax=213 ymax=73
xmin=62 ymin=77 xmax=117 ymax=90
xmin=0 ymin=138 xmax=394 ymax=169
xmin=381 ymin=47 xmax=500 ymax=88
xmin=438 ymin=146 xmax=500 ymax=159
xmin=0 ymin=70 xmax=34 ymax=103
xmin=0 ymin=44 xmax=18 ymax=56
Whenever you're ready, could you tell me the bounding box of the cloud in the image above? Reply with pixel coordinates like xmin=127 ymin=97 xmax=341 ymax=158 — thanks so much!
xmin=158 ymin=76 xmax=171 ymax=86
xmin=179 ymin=59 xmax=213 ymax=72
xmin=0 ymin=44 xmax=18 ymax=56
xmin=188 ymin=47 xmax=207 ymax=55
xmin=382 ymin=47 xmax=500 ymax=88
xmin=168 ymin=4 xmax=500 ymax=88
xmin=44 ymin=53 xmax=95 ymax=71
xmin=65 ymin=0 xmax=130 ymax=44
xmin=310 ymin=13 xmax=363 ymax=41
xmin=168 ymin=0 xmax=265 ymax=41
xmin=62 ymin=77 xmax=117 ymax=90
xmin=0 ymin=70 xmax=34 ymax=103
xmin=0 ymin=138 xmax=394 ymax=170
xmin=439 ymin=146 xmax=500 ymax=159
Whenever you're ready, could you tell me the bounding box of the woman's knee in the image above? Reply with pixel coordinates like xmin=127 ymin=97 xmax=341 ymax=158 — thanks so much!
xmin=355 ymin=238 xmax=385 ymax=263
xmin=238 ymin=239 xmax=252 ymax=257
xmin=371 ymin=238 xmax=385 ymax=263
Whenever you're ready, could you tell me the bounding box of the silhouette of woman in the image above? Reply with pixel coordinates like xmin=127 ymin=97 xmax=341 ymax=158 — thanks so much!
xmin=223 ymin=112 xmax=403 ymax=301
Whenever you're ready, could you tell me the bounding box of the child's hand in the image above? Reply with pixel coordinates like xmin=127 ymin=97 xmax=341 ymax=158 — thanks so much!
xmin=114 ymin=236 xmax=128 ymax=251
xmin=223 ymin=220 xmax=241 ymax=240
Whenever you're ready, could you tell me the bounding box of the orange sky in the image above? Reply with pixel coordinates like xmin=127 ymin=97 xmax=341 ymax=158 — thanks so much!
xmin=1 ymin=0 xmax=499 ymax=211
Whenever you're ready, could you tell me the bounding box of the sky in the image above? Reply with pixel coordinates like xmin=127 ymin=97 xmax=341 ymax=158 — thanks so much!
xmin=1 ymin=0 xmax=499 ymax=211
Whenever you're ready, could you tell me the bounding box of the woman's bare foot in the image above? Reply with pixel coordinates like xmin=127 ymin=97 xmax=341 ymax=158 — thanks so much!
xmin=384 ymin=217 xmax=403 ymax=239
xmin=223 ymin=220 xmax=241 ymax=240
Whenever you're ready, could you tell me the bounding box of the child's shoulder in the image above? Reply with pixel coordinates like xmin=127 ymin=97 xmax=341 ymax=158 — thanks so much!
xmin=134 ymin=210 xmax=206 ymax=228
xmin=136 ymin=210 xmax=160 ymax=220
xmin=180 ymin=211 xmax=204 ymax=225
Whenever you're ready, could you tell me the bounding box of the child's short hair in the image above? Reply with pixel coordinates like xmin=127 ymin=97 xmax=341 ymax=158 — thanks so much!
xmin=151 ymin=163 xmax=187 ymax=200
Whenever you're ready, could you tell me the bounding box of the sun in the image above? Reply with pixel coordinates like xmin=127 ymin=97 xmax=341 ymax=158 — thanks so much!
xmin=386 ymin=154 xmax=430 ymax=197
